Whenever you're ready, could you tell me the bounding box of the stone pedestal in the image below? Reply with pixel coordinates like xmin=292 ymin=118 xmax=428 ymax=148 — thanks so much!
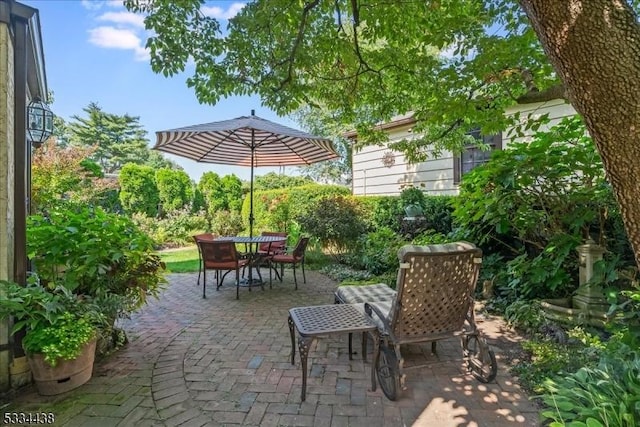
xmin=572 ymin=240 xmax=608 ymax=312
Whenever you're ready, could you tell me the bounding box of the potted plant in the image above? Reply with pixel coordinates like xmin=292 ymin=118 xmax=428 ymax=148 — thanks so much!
xmin=0 ymin=278 xmax=103 ymax=395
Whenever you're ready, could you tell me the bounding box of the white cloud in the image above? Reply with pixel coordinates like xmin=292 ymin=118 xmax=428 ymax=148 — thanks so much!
xmin=201 ymin=2 xmax=245 ymax=20
xmin=88 ymin=26 xmax=149 ymax=61
xmin=81 ymin=0 xmax=103 ymax=10
xmin=98 ymin=11 xmax=146 ymax=28
xmin=107 ymin=0 xmax=125 ymax=7
xmin=81 ymin=0 xmax=125 ymax=10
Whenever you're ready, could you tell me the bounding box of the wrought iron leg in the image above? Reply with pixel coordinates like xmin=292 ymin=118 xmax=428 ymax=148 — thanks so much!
xmin=299 ymin=335 xmax=313 ymax=402
xmin=348 ymin=333 xmax=353 ymax=360
xmin=371 ymin=331 xmax=379 ymax=392
xmin=293 ymin=264 xmax=298 ymax=290
xmin=202 ymin=269 xmax=207 ymax=299
xmin=362 ymin=332 xmax=368 ymax=362
xmin=235 ymin=267 xmax=240 ymax=300
xmin=288 ymin=315 xmax=296 ymax=365
xmin=302 ymin=260 xmax=306 ymax=283
xmin=257 ymin=266 xmax=264 ymax=291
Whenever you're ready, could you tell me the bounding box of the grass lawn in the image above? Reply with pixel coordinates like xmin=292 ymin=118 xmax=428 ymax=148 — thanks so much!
xmin=157 ymin=244 xmax=332 ymax=274
xmin=157 ymin=246 xmax=200 ymax=273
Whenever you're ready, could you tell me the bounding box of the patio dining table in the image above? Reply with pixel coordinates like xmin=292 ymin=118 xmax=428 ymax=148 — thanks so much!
xmin=216 ymin=235 xmax=287 ymax=287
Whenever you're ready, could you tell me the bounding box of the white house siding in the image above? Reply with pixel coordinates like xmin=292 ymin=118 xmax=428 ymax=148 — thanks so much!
xmin=503 ymin=98 xmax=577 ymax=147
xmin=351 ymin=99 xmax=576 ymax=196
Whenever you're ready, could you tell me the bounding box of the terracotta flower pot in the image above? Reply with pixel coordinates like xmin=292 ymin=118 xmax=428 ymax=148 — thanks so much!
xmin=27 ymin=339 xmax=97 ymax=395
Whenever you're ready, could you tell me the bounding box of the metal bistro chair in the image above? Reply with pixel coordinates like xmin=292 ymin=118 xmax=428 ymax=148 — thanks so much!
xmin=257 ymin=232 xmax=288 ymax=256
xmin=197 ymin=240 xmax=251 ymax=300
xmin=193 ymin=233 xmax=215 ymax=286
xmin=365 ymin=242 xmax=498 ymax=401
xmin=257 ymin=231 xmax=288 ymax=281
xmin=269 ymin=237 xmax=309 ymax=289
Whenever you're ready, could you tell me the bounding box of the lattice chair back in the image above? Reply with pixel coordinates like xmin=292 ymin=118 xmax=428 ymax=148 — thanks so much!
xmin=388 ymin=242 xmax=482 ymax=344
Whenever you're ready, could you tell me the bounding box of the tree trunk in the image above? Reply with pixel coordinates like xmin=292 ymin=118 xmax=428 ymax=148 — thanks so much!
xmin=519 ymin=0 xmax=640 ymax=269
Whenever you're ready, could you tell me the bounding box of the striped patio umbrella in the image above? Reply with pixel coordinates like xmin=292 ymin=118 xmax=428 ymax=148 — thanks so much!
xmin=154 ymin=110 xmax=339 ymax=237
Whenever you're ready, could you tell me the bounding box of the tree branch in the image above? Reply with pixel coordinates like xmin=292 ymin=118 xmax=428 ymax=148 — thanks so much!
xmin=517 ymin=84 xmax=567 ymax=104
xmin=275 ymin=0 xmax=321 ymax=91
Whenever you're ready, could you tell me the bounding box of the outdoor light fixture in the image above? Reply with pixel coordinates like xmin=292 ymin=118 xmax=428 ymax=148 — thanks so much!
xmin=27 ymin=97 xmax=53 ymax=147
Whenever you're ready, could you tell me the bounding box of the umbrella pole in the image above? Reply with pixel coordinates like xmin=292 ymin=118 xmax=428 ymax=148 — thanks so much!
xmin=249 ymin=130 xmax=255 ymax=239
xmin=246 ymin=129 xmax=256 ymax=286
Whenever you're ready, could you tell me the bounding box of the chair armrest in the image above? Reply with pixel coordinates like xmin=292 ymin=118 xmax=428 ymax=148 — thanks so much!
xmin=364 ymin=302 xmax=392 ymax=332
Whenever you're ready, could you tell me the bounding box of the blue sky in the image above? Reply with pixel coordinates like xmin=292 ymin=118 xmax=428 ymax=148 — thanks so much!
xmin=23 ymin=0 xmax=298 ymax=182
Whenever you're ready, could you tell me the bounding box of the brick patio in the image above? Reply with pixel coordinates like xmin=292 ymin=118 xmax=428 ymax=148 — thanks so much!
xmin=3 ymin=270 xmax=541 ymax=426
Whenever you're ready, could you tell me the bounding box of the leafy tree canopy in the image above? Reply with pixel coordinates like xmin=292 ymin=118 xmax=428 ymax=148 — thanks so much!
xmin=68 ymin=102 xmax=150 ymax=174
xmin=293 ymin=107 xmax=352 ymax=185
xmin=125 ymin=0 xmax=558 ymax=160
xmin=125 ymin=0 xmax=640 ymax=267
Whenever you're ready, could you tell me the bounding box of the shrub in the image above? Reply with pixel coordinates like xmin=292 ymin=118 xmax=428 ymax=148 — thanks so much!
xmin=155 ymin=168 xmax=194 ymax=214
xmin=400 ymin=187 xmax=426 ymax=208
xmin=245 ymin=184 xmax=350 ymax=233
xmin=504 ymin=300 xmax=546 ymax=335
xmin=31 ymin=140 xmax=118 ymax=213
xmin=27 ymin=205 xmax=165 ymax=323
xmin=348 ymin=227 xmax=406 ymax=275
xmin=132 ymin=208 xmax=208 ymax=247
xmin=422 ymin=196 xmax=456 ymax=234
xmin=296 ymin=195 xmax=366 ymax=259
xmin=211 ymin=209 xmax=244 ymax=236
xmin=357 ymin=196 xmax=402 ymax=230
xmin=118 ymin=163 xmax=159 ymax=217
xmin=320 ymin=264 xmax=374 ymax=282
xmin=453 ymin=116 xmax=629 ymax=299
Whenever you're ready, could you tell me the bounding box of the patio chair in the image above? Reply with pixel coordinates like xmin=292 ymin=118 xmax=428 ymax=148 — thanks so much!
xmin=269 ymin=236 xmax=309 ymax=290
xmin=257 ymin=231 xmax=288 ymax=281
xmin=197 ymin=239 xmax=252 ymax=300
xmin=193 ymin=233 xmax=215 ymax=286
xmin=365 ymin=242 xmax=497 ymax=401
xmin=257 ymin=231 xmax=288 ymax=256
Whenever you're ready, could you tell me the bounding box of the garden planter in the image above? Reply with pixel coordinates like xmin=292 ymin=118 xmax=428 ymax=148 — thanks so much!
xmin=9 ymin=356 xmax=32 ymax=388
xmin=27 ymin=339 xmax=96 ymax=395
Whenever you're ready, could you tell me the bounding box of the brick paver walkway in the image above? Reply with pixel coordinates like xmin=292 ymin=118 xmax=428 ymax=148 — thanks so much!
xmin=2 ymin=270 xmax=541 ymax=426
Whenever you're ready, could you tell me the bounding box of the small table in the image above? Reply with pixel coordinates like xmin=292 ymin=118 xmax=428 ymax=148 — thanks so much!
xmin=217 ymin=235 xmax=287 ymax=287
xmin=288 ymin=304 xmax=379 ymax=401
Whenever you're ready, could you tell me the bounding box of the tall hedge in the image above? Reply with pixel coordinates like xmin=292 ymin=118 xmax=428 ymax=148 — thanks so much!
xmin=155 ymin=168 xmax=194 ymax=214
xmin=118 ymin=164 xmax=159 ymax=217
xmin=242 ymin=183 xmax=350 ymax=233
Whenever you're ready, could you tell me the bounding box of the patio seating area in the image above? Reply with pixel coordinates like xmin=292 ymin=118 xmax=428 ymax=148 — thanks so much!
xmin=5 ymin=270 xmax=540 ymax=426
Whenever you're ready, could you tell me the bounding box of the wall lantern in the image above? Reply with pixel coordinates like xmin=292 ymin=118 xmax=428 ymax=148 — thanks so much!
xmin=27 ymin=97 xmax=54 ymax=147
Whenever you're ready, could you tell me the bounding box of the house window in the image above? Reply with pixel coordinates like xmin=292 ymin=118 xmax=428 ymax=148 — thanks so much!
xmin=453 ymin=129 xmax=502 ymax=184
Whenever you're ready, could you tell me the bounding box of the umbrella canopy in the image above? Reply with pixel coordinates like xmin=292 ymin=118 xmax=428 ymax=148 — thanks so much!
xmin=154 ymin=110 xmax=339 ymax=237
